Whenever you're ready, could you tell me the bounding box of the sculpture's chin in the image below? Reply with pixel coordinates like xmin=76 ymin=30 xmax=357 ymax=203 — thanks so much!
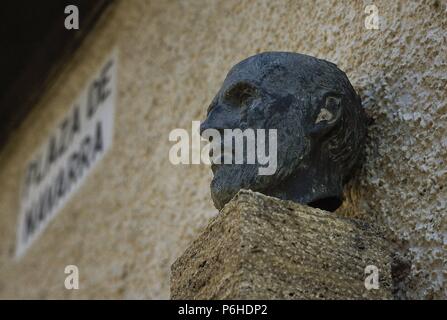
xmin=210 ymin=187 xmax=226 ymax=211
xmin=210 ymin=172 xmax=238 ymax=210
xmin=210 ymin=164 xmax=245 ymax=210
xmin=210 ymin=163 xmax=275 ymax=210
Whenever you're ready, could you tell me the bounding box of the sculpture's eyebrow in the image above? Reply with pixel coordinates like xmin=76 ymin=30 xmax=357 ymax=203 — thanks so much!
xmin=206 ymin=80 xmax=259 ymax=115
xmin=222 ymin=80 xmax=258 ymax=97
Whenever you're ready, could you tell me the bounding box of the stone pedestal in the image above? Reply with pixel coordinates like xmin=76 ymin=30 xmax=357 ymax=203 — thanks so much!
xmin=171 ymin=190 xmax=392 ymax=299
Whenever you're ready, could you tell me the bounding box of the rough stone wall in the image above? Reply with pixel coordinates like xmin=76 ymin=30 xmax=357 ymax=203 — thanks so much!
xmin=0 ymin=0 xmax=445 ymax=299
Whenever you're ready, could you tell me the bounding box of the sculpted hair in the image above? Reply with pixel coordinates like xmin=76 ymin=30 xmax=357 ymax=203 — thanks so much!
xmin=312 ymin=59 xmax=367 ymax=183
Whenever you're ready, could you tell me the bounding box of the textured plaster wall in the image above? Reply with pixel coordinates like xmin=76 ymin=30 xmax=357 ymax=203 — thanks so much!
xmin=0 ymin=0 xmax=445 ymax=299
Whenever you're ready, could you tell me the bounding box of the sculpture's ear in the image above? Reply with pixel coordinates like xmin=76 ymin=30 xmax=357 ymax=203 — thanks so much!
xmin=310 ymin=95 xmax=342 ymax=138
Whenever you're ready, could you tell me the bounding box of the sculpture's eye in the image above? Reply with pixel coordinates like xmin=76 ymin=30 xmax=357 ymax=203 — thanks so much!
xmin=224 ymin=82 xmax=258 ymax=108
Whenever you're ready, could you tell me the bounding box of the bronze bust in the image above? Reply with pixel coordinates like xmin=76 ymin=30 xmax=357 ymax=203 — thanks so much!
xmin=201 ymin=52 xmax=367 ymax=211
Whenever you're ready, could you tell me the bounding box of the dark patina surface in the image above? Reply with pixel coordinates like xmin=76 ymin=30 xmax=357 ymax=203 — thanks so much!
xmin=201 ymin=52 xmax=367 ymax=211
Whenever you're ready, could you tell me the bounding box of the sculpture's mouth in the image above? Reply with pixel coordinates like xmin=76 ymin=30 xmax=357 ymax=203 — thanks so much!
xmin=211 ymin=151 xmax=234 ymax=163
xmin=210 ymin=152 xmax=233 ymax=174
xmin=210 ymin=141 xmax=234 ymax=172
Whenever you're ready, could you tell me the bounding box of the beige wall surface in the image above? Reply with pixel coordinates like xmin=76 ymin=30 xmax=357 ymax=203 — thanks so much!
xmin=0 ymin=0 xmax=445 ymax=299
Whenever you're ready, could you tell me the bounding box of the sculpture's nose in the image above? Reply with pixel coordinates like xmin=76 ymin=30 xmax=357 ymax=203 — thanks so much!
xmin=200 ymin=105 xmax=221 ymax=136
xmin=200 ymin=118 xmax=211 ymax=136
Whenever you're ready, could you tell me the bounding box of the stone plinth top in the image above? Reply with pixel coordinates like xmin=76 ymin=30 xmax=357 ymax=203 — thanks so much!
xmin=171 ymin=190 xmax=392 ymax=299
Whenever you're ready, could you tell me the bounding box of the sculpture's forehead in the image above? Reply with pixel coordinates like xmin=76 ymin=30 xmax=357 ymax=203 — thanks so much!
xmin=220 ymin=53 xmax=315 ymax=95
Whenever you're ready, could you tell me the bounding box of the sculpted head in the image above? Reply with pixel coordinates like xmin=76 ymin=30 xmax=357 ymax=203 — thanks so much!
xmin=200 ymin=52 xmax=367 ymax=211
